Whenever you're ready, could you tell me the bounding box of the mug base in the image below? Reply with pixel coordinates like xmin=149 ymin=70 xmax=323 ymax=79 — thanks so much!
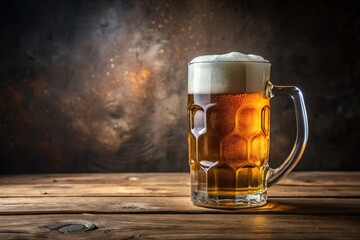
xmin=191 ymin=191 xmax=267 ymax=209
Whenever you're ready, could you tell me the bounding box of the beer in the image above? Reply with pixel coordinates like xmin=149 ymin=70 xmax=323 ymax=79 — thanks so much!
xmin=188 ymin=52 xmax=272 ymax=208
xmin=188 ymin=92 xmax=270 ymax=202
xmin=188 ymin=52 xmax=308 ymax=208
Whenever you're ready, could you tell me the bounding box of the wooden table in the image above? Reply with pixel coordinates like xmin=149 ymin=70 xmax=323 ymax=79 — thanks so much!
xmin=0 ymin=172 xmax=359 ymax=239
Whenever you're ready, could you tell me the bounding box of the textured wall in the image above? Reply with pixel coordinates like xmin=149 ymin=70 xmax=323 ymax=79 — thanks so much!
xmin=1 ymin=0 xmax=359 ymax=173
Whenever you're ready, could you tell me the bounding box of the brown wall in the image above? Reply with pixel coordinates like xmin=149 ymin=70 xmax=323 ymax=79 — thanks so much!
xmin=1 ymin=0 xmax=359 ymax=173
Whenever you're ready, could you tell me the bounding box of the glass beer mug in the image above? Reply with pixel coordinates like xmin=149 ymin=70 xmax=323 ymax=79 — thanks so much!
xmin=188 ymin=52 xmax=308 ymax=208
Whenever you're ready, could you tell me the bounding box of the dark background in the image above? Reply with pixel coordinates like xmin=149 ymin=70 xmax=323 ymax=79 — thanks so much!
xmin=1 ymin=0 xmax=359 ymax=173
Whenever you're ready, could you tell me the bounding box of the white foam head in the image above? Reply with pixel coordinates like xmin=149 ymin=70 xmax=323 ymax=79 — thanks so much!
xmin=190 ymin=52 xmax=269 ymax=64
xmin=188 ymin=52 xmax=271 ymax=94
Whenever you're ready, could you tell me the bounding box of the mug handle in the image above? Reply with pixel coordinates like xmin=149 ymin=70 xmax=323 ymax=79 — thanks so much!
xmin=266 ymin=83 xmax=309 ymax=187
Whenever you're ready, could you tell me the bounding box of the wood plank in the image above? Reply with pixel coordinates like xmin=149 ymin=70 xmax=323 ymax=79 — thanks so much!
xmin=0 ymin=197 xmax=359 ymax=215
xmin=278 ymin=171 xmax=360 ymax=186
xmin=1 ymin=172 xmax=359 ymax=186
xmin=0 ymin=172 xmax=359 ymax=197
xmin=0 ymin=183 xmax=357 ymax=197
xmin=0 ymin=173 xmax=189 ymax=185
xmin=0 ymin=183 xmax=189 ymax=197
xmin=0 ymin=214 xmax=359 ymax=239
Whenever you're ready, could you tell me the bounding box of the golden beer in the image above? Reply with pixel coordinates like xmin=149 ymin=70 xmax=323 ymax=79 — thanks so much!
xmin=188 ymin=92 xmax=270 ymax=206
xmin=188 ymin=52 xmax=308 ymax=208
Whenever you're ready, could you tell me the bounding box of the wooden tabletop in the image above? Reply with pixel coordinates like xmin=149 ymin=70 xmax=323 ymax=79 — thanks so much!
xmin=0 ymin=172 xmax=359 ymax=239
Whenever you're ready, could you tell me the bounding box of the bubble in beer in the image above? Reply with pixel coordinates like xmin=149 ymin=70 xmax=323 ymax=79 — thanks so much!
xmin=236 ymin=107 xmax=261 ymax=137
xmin=221 ymin=133 xmax=247 ymax=167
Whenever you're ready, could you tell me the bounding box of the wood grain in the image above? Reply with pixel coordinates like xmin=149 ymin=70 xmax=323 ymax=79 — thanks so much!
xmin=0 ymin=197 xmax=359 ymax=215
xmin=0 ymin=172 xmax=359 ymax=239
xmin=0 ymin=214 xmax=359 ymax=240
xmin=0 ymin=173 xmax=189 ymax=185
xmin=0 ymin=172 xmax=359 ymax=197
xmin=1 ymin=172 xmax=358 ymax=185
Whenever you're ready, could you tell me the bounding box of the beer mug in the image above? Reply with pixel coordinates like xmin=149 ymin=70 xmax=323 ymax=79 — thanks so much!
xmin=188 ymin=52 xmax=308 ymax=208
